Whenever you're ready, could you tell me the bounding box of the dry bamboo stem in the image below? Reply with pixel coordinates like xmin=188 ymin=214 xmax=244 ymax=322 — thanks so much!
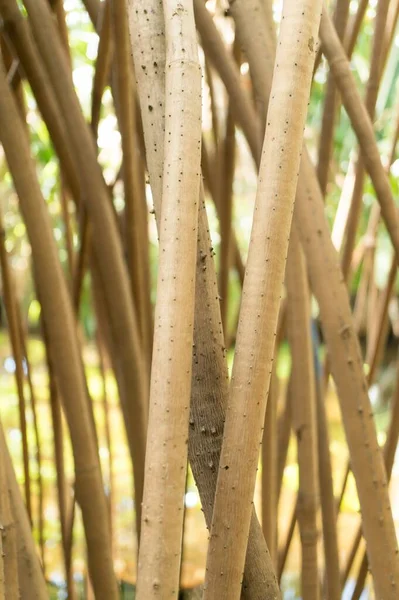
xmin=311 ymin=321 xmax=341 ymax=600
xmin=218 ymin=103 xmax=236 ymax=338
xmin=319 ymin=5 xmax=399 ymax=268
xmin=0 ymin=1 xmax=81 ymax=203
xmin=186 ymin=6 xmax=399 ymax=595
xmin=135 ymin=0 xmax=201 ymax=597
xmin=204 ymin=58 xmax=219 ymax=152
xmin=344 ymin=0 xmax=369 ymax=58
xmin=111 ymin=0 xmax=151 ymax=370
xmin=334 ymin=103 xmax=399 ymax=527
xmin=277 ymin=381 xmax=291 ymax=501
xmin=351 ymin=357 xmax=399 ymax=597
xmin=91 ymin=0 xmax=113 ymax=134
xmin=0 ymin=58 xmax=118 ymax=599
xmin=18 ymin=319 xmax=45 ymax=570
xmin=0 ymin=216 xmax=32 ymax=522
xmin=317 ymin=0 xmax=350 ymax=197
xmin=193 ymin=0 xmax=261 ymax=163
xmin=278 ymin=501 xmax=297 ymax=581
xmin=97 ymin=330 xmax=115 ymax=546
xmin=0 ymin=424 xmax=46 ymax=599
xmin=262 ymin=370 xmax=278 ymax=566
xmin=22 ymin=0 xmax=148 ymax=521
xmin=0 ymin=426 xmax=19 ymax=598
xmin=128 ymin=4 xmax=276 ymax=600
xmin=203 ymin=3 xmax=321 ymax=597
xmin=201 ymin=133 xmax=245 ymax=287
xmin=286 ymin=226 xmax=320 ymax=600
xmin=295 ymin=151 xmax=399 ymax=597
xmin=340 ymin=0 xmax=390 ymax=281
xmin=44 ymin=325 xmax=75 ymax=599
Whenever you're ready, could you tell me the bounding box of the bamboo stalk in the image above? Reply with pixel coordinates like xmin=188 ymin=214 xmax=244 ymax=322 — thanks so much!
xmin=0 ymin=57 xmax=118 ymax=599
xmin=218 ymin=103 xmax=236 ymax=338
xmin=44 ymin=327 xmax=75 ymax=599
xmin=0 ymin=1 xmax=81 ymax=205
xmin=193 ymin=0 xmax=261 ymax=163
xmin=91 ymin=0 xmax=113 ymax=136
xmin=18 ymin=318 xmax=45 ymax=571
xmin=135 ymin=0 xmax=202 ymax=597
xmin=0 ymin=215 xmax=32 ymax=523
xmin=286 ymin=226 xmax=320 ymax=600
xmin=319 ymin=5 xmax=399 ymax=267
xmin=262 ymin=371 xmax=278 ymax=566
xmin=0 ymin=424 xmax=46 ymax=599
xmin=344 ymin=0 xmax=369 ymax=58
xmin=0 ymin=427 xmax=20 ymax=598
xmin=278 ymin=501 xmax=297 ymax=581
xmin=22 ymin=0 xmax=149 ymax=526
xmin=312 ymin=321 xmax=340 ymax=600
xmin=111 ymin=0 xmax=151 ymax=370
xmin=340 ymin=0 xmax=391 ymax=281
xmin=128 ymin=2 xmax=276 ymax=597
xmin=295 ymin=151 xmax=399 ymax=598
xmin=317 ymin=0 xmax=350 ymax=197
xmin=277 ymin=380 xmax=291 ymax=502
xmin=212 ymin=4 xmax=399 ymax=593
xmin=201 ymin=133 xmax=245 ymax=287
xmin=350 ymin=354 xmax=399 ymax=597
xmin=203 ymin=3 xmax=321 ymax=597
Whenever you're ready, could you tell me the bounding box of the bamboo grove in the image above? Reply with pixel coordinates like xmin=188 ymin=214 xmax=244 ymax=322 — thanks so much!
xmin=0 ymin=0 xmax=398 ymax=598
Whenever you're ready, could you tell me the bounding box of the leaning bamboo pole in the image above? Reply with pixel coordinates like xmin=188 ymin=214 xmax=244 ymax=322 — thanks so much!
xmin=0 ymin=427 xmax=19 ymax=598
xmin=135 ymin=0 xmax=201 ymax=597
xmin=0 ymin=58 xmax=118 ymax=599
xmin=202 ymin=3 xmax=321 ymax=598
xmin=21 ymin=0 xmax=148 ymax=523
xmin=211 ymin=2 xmax=399 ymax=593
xmin=0 ymin=213 xmax=32 ymax=522
xmin=351 ymin=352 xmax=399 ymax=597
xmin=319 ymin=5 xmax=399 ymax=268
xmin=0 ymin=424 xmax=46 ymax=599
xmin=340 ymin=0 xmax=390 ymax=281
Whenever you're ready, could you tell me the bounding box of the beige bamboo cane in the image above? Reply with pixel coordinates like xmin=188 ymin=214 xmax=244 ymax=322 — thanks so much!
xmin=203 ymin=2 xmax=321 ymax=597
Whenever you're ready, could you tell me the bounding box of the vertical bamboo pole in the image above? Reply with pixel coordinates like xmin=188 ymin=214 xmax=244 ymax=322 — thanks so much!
xmin=286 ymin=226 xmax=320 ymax=600
xmin=135 ymin=0 xmax=201 ymax=597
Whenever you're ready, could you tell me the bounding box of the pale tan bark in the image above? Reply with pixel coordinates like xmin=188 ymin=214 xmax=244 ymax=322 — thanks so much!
xmin=128 ymin=2 xmax=278 ymax=598
xmin=135 ymin=1 xmax=201 ymax=598
xmin=216 ymin=4 xmax=399 ymax=592
xmin=286 ymin=226 xmax=319 ymax=600
xmin=203 ymin=2 xmax=321 ymax=597
xmin=262 ymin=372 xmax=278 ymax=566
xmin=295 ymin=152 xmax=399 ymax=598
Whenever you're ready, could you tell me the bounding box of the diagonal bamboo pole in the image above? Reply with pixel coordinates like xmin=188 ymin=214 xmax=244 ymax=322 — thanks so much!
xmin=0 ymin=57 xmax=118 ymax=599
xmin=202 ymin=2 xmax=321 ymax=597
